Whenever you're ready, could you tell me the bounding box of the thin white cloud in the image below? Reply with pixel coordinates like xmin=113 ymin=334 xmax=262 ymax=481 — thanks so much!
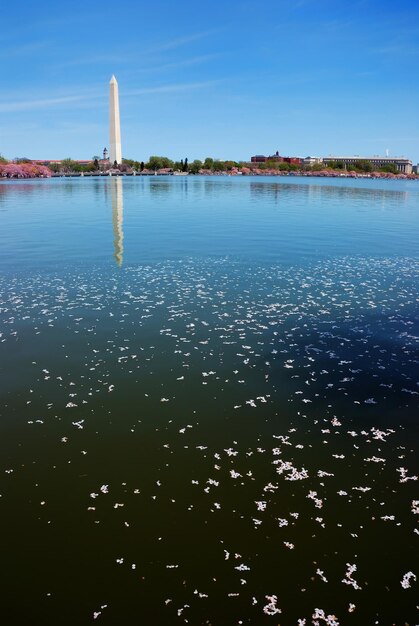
xmin=124 ymin=80 xmax=220 ymax=96
xmin=0 ymin=121 xmax=103 ymax=136
xmin=0 ymin=95 xmax=92 ymax=113
xmin=51 ymin=29 xmax=221 ymax=71
xmin=144 ymin=29 xmax=220 ymax=54
xmin=52 ymin=54 xmax=130 ymax=69
xmin=0 ymin=40 xmax=52 ymax=59
xmin=0 ymin=13 xmax=96 ymax=44
xmin=0 ymin=78 xmax=220 ymax=114
xmin=139 ymin=53 xmax=222 ymax=73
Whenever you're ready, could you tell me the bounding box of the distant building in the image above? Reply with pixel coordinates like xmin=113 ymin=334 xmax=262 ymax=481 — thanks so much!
xmin=251 ymin=155 xmax=268 ymax=163
xmin=250 ymin=153 xmax=413 ymax=173
xmin=322 ymin=156 xmax=412 ymax=174
xmin=30 ymin=159 xmax=93 ymax=166
xmin=30 ymin=159 xmax=62 ymax=165
xmin=250 ymin=151 xmax=302 ymax=165
xmin=283 ymin=156 xmax=301 ymax=165
xmin=302 ymin=156 xmax=323 ymax=167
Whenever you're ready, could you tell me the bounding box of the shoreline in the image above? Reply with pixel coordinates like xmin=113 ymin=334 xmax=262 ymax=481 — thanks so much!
xmin=23 ymin=171 xmax=419 ymax=180
xmin=1 ymin=170 xmax=417 ymax=181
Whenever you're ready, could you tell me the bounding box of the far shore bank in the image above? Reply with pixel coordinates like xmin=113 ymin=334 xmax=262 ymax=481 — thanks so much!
xmin=2 ymin=159 xmax=417 ymax=181
xmin=26 ymin=170 xmax=419 ymax=181
xmin=1 ymin=166 xmax=417 ymax=182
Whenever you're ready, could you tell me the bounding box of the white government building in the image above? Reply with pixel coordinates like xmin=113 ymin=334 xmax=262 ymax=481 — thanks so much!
xmin=321 ymin=155 xmax=412 ymax=174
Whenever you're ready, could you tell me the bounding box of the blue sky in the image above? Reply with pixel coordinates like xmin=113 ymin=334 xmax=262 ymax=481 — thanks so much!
xmin=1 ymin=0 xmax=418 ymax=162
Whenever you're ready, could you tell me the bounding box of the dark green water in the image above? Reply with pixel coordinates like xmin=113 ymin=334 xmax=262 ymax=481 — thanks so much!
xmin=0 ymin=177 xmax=418 ymax=624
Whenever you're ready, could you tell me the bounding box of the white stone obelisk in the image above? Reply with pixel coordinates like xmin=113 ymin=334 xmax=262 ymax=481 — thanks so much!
xmin=109 ymin=75 xmax=122 ymax=165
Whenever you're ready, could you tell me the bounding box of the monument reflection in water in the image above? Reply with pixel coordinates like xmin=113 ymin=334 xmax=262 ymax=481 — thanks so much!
xmin=110 ymin=176 xmax=124 ymax=266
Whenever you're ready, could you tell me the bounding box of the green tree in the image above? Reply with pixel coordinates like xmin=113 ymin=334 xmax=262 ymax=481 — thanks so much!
xmin=147 ymin=156 xmax=174 ymax=170
xmin=60 ymin=158 xmax=78 ymax=173
xmin=203 ymin=157 xmax=214 ymax=170
xmin=121 ymin=158 xmax=140 ymax=171
xmin=0 ymin=154 xmax=8 ymax=164
xmin=189 ymin=159 xmax=203 ymax=174
xmin=264 ymin=159 xmax=280 ymax=170
xmin=183 ymin=157 xmax=188 ymax=172
xmin=353 ymin=159 xmax=373 ymax=172
xmin=379 ymin=163 xmax=398 ymax=174
xmin=122 ymin=158 xmax=139 ymax=169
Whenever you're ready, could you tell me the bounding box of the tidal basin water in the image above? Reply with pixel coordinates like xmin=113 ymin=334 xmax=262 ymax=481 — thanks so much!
xmin=0 ymin=176 xmax=418 ymax=625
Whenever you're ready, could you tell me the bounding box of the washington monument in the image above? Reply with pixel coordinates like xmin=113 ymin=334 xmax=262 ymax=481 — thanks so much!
xmin=109 ymin=75 xmax=122 ymax=165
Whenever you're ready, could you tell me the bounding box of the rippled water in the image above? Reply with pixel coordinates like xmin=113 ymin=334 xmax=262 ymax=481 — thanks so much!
xmin=1 ymin=176 xmax=419 ymax=270
xmin=0 ymin=177 xmax=418 ymax=625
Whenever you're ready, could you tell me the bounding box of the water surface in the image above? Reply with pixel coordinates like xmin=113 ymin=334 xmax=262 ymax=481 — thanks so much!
xmin=1 ymin=176 xmax=418 ymax=270
xmin=0 ymin=177 xmax=418 ymax=625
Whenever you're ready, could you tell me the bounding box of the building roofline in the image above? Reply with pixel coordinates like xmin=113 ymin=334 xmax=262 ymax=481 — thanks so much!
xmin=323 ymin=156 xmax=411 ymax=162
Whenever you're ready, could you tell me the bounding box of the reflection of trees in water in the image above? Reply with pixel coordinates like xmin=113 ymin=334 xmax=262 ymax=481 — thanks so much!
xmin=249 ymin=181 xmax=408 ymax=204
xmin=149 ymin=178 xmax=190 ymax=198
xmin=0 ymin=184 xmax=9 ymax=205
xmin=92 ymin=180 xmax=102 ymax=197
xmin=149 ymin=181 xmax=171 ymax=195
xmin=179 ymin=177 xmax=189 ymax=197
xmin=61 ymin=183 xmax=75 ymax=195
xmin=0 ymin=180 xmax=90 ymax=205
xmin=202 ymin=180 xmax=231 ymax=196
xmin=0 ymin=181 xmax=51 ymax=203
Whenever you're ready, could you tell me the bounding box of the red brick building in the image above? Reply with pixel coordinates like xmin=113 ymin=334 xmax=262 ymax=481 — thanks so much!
xmin=250 ymin=151 xmax=301 ymax=165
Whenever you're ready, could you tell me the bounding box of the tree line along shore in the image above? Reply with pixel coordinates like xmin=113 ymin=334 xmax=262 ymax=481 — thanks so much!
xmin=0 ymin=155 xmax=417 ymax=180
